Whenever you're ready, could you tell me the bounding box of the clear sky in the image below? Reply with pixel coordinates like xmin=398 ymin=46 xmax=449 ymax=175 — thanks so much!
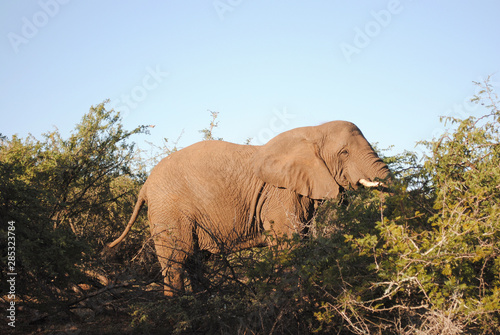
xmin=1 ymin=1 xmax=499 ymax=156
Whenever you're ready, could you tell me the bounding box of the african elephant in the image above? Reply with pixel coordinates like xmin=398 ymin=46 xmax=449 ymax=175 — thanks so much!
xmin=108 ymin=121 xmax=390 ymax=296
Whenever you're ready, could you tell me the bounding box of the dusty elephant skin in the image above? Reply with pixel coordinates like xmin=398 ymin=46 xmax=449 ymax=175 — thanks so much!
xmin=108 ymin=121 xmax=390 ymax=296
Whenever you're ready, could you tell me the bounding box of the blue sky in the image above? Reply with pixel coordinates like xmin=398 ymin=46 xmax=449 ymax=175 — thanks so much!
xmin=1 ymin=1 xmax=499 ymax=157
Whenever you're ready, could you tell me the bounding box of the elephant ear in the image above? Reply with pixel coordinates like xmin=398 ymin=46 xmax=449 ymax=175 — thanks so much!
xmin=252 ymin=128 xmax=340 ymax=200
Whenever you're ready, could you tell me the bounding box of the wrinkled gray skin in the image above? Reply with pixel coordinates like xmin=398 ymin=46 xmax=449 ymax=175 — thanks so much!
xmin=108 ymin=121 xmax=390 ymax=296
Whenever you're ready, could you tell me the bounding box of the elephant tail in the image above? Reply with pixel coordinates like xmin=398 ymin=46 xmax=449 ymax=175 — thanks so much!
xmin=107 ymin=186 xmax=147 ymax=248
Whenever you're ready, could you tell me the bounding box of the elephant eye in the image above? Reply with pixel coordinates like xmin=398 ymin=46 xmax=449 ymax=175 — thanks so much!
xmin=340 ymin=149 xmax=349 ymax=157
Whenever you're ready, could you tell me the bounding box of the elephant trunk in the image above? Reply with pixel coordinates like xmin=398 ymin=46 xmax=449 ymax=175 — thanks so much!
xmin=357 ymin=153 xmax=391 ymax=189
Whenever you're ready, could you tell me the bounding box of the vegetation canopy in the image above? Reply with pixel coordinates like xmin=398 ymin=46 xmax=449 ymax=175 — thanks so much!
xmin=1 ymin=78 xmax=499 ymax=334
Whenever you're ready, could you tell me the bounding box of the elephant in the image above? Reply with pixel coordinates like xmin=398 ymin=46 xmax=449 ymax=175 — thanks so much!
xmin=108 ymin=120 xmax=390 ymax=296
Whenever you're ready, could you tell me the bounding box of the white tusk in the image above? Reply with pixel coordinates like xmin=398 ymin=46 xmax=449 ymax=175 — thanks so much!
xmin=359 ymin=178 xmax=382 ymax=188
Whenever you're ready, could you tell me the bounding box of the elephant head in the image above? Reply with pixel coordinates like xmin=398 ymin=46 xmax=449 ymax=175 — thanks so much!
xmin=252 ymin=121 xmax=390 ymax=199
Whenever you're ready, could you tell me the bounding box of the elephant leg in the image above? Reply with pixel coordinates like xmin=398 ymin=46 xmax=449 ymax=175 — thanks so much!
xmin=150 ymin=220 xmax=193 ymax=296
xmin=162 ymin=259 xmax=185 ymax=296
xmin=185 ymin=249 xmax=212 ymax=294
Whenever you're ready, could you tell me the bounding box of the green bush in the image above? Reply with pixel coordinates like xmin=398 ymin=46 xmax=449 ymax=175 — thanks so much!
xmin=0 ymin=101 xmax=150 ymax=306
xmin=308 ymin=77 xmax=500 ymax=334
